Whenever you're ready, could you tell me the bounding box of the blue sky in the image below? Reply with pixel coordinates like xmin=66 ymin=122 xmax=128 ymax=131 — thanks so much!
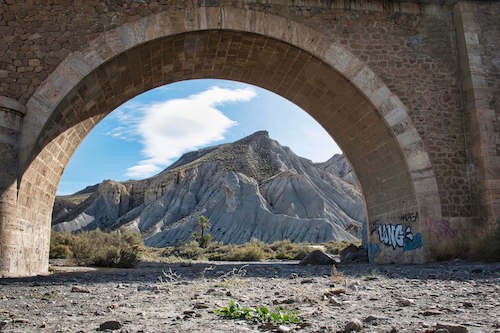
xmin=57 ymin=79 xmax=342 ymax=195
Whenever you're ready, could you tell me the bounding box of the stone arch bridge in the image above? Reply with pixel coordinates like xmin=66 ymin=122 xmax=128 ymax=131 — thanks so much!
xmin=0 ymin=0 xmax=498 ymax=277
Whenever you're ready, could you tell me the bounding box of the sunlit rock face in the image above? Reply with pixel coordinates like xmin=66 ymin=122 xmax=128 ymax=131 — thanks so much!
xmin=52 ymin=131 xmax=364 ymax=247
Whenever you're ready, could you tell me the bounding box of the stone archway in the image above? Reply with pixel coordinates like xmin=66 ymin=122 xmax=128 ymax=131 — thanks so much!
xmin=2 ymin=7 xmax=441 ymax=276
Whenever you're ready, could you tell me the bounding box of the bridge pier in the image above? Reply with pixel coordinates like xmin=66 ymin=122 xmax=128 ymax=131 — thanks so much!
xmin=0 ymin=97 xmax=23 ymax=276
xmin=0 ymin=97 xmax=47 ymax=277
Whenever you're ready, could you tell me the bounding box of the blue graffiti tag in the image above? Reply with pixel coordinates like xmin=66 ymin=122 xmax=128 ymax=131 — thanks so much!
xmin=403 ymin=233 xmax=423 ymax=252
xmin=368 ymin=243 xmax=381 ymax=262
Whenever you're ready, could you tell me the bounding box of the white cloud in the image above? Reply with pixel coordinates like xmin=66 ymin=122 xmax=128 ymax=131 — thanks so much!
xmin=109 ymin=86 xmax=257 ymax=179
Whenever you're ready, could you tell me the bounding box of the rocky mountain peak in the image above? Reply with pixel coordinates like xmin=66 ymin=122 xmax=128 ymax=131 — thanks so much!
xmin=52 ymin=131 xmax=365 ymax=247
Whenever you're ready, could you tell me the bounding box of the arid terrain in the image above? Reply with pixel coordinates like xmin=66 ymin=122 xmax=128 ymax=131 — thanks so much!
xmin=0 ymin=260 xmax=499 ymax=333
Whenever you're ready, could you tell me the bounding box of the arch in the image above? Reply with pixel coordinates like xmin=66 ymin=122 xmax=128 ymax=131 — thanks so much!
xmin=11 ymin=7 xmax=441 ymax=275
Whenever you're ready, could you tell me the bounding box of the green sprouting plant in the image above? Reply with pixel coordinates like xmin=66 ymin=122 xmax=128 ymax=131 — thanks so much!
xmin=214 ymin=300 xmax=301 ymax=325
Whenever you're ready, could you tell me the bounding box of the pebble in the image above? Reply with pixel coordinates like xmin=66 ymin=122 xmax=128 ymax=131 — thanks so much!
xmin=278 ymin=325 xmax=291 ymax=332
xmin=97 ymin=320 xmax=122 ymax=331
xmin=397 ymin=298 xmax=415 ymax=307
xmin=344 ymin=319 xmax=363 ymax=332
xmin=71 ymin=286 xmax=91 ymax=293
xmin=436 ymin=322 xmax=469 ymax=333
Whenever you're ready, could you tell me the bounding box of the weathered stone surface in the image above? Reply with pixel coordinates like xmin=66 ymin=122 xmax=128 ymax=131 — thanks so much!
xmin=53 ymin=132 xmax=365 ymax=246
xmin=299 ymin=250 xmax=336 ymax=266
xmin=340 ymin=244 xmax=368 ymax=263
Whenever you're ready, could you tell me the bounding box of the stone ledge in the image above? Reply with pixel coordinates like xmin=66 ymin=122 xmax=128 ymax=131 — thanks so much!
xmin=0 ymin=96 xmax=25 ymax=115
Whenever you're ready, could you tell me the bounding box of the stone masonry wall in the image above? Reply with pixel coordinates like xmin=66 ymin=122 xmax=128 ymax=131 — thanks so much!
xmin=0 ymin=0 xmax=472 ymax=219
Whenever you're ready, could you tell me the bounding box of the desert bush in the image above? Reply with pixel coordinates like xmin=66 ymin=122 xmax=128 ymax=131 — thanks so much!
xmin=49 ymin=228 xmax=142 ymax=267
xmin=50 ymin=244 xmax=73 ymax=259
xmin=163 ymin=240 xmax=205 ymax=260
xmin=323 ymin=240 xmax=360 ymax=254
xmin=158 ymin=237 xmax=360 ymax=262
xmin=270 ymin=239 xmax=312 ymax=260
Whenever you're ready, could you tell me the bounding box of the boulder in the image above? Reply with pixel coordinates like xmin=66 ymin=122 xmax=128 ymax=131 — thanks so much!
xmin=340 ymin=244 xmax=368 ymax=263
xmin=299 ymin=250 xmax=336 ymax=265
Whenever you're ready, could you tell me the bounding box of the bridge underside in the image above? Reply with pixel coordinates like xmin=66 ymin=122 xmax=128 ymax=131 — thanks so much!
xmin=0 ymin=1 xmax=498 ymax=277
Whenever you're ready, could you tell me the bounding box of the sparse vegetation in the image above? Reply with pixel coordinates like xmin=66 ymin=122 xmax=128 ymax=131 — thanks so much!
xmin=51 ymin=229 xmax=359 ymax=266
xmin=214 ymin=300 xmax=301 ymax=325
xmin=192 ymin=215 xmax=212 ymax=248
xmin=50 ymin=228 xmax=142 ymax=268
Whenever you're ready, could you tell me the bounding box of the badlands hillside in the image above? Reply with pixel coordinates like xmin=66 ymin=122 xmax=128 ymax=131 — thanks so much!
xmin=52 ymin=131 xmax=364 ymax=247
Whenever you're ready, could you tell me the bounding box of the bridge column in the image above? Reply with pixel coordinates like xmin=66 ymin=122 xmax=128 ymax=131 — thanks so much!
xmin=0 ymin=96 xmax=28 ymax=277
xmin=455 ymin=2 xmax=500 ymax=234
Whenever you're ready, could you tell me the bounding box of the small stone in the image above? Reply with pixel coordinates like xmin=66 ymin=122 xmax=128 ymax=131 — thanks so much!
xmin=397 ymin=298 xmax=415 ymax=307
xmin=71 ymin=286 xmax=91 ymax=293
xmin=389 ymin=327 xmax=398 ymax=333
xmin=325 ymin=288 xmax=347 ymax=296
xmin=436 ymin=322 xmax=469 ymax=333
xmin=13 ymin=319 xmax=29 ymax=324
xmin=298 ymin=322 xmax=312 ymax=328
xmin=278 ymin=325 xmax=292 ymax=332
xmin=329 ymin=297 xmax=342 ymax=306
xmin=363 ymin=315 xmax=378 ymax=323
xmin=289 ymin=273 xmax=298 ymax=279
xmin=344 ymin=319 xmax=363 ymax=332
xmin=462 ymin=302 xmax=473 ymax=308
xmin=97 ymin=320 xmax=122 ymax=331
xmin=0 ymin=320 xmax=9 ymax=329
xmin=193 ymin=302 xmax=209 ymax=309
xmin=226 ymin=291 xmax=232 ymax=296
xmin=300 ymin=278 xmax=314 ymax=284
xmin=422 ymin=310 xmax=442 ymax=316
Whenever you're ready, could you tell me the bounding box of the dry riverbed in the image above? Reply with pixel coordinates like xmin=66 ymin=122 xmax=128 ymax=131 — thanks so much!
xmin=0 ymin=260 xmax=499 ymax=333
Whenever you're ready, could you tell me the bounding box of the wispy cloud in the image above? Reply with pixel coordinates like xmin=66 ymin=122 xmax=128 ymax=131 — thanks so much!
xmin=108 ymin=86 xmax=257 ymax=179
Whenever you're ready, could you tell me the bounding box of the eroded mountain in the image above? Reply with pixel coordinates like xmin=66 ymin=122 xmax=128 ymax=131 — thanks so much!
xmin=52 ymin=131 xmax=364 ymax=247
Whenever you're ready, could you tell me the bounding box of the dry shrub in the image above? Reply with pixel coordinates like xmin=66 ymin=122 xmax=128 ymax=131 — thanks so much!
xmin=50 ymin=228 xmax=142 ymax=267
xmin=323 ymin=240 xmax=360 ymax=254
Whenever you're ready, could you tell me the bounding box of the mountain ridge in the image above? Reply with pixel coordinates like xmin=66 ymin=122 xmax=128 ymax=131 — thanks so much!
xmin=52 ymin=131 xmax=365 ymax=247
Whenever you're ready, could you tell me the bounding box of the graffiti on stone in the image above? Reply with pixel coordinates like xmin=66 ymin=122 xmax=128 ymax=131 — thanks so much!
xmin=400 ymin=211 xmax=418 ymax=223
xmin=368 ymin=242 xmax=381 ymax=262
xmin=424 ymin=219 xmax=456 ymax=239
xmin=403 ymin=232 xmax=422 ymax=252
xmin=377 ymin=224 xmax=422 ymax=251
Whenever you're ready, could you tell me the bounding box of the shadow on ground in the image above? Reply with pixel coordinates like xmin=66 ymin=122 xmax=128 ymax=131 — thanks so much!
xmin=1 ymin=260 xmax=499 ymax=287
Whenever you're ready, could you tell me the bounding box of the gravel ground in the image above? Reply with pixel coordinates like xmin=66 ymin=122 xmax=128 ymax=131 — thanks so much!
xmin=0 ymin=260 xmax=499 ymax=333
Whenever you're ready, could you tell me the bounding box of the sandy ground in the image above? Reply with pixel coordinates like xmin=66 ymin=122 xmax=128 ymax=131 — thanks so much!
xmin=0 ymin=260 xmax=499 ymax=333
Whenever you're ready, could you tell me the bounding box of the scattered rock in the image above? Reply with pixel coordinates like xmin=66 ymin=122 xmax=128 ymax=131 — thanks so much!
xmin=278 ymin=325 xmax=292 ymax=332
xmin=71 ymin=286 xmax=91 ymax=293
xmin=396 ymin=298 xmax=415 ymax=307
xmin=324 ymin=288 xmax=347 ymax=296
xmin=300 ymin=278 xmax=314 ymax=284
xmin=422 ymin=310 xmax=443 ymax=316
xmin=299 ymin=250 xmax=336 ymax=265
xmin=0 ymin=320 xmax=9 ymax=329
xmin=344 ymin=319 xmax=363 ymax=332
xmin=462 ymin=302 xmax=473 ymax=308
xmin=289 ymin=273 xmax=298 ymax=279
xmin=340 ymin=244 xmax=368 ymax=263
xmin=13 ymin=318 xmax=29 ymax=324
xmin=298 ymin=322 xmax=312 ymax=328
xmin=193 ymin=302 xmax=209 ymax=309
xmin=436 ymin=322 xmax=468 ymax=333
xmin=363 ymin=315 xmax=378 ymax=323
xmin=97 ymin=321 xmax=122 ymax=331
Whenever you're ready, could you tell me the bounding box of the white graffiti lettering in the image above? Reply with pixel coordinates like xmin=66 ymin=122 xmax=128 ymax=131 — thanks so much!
xmin=378 ymin=224 xmax=412 ymax=249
